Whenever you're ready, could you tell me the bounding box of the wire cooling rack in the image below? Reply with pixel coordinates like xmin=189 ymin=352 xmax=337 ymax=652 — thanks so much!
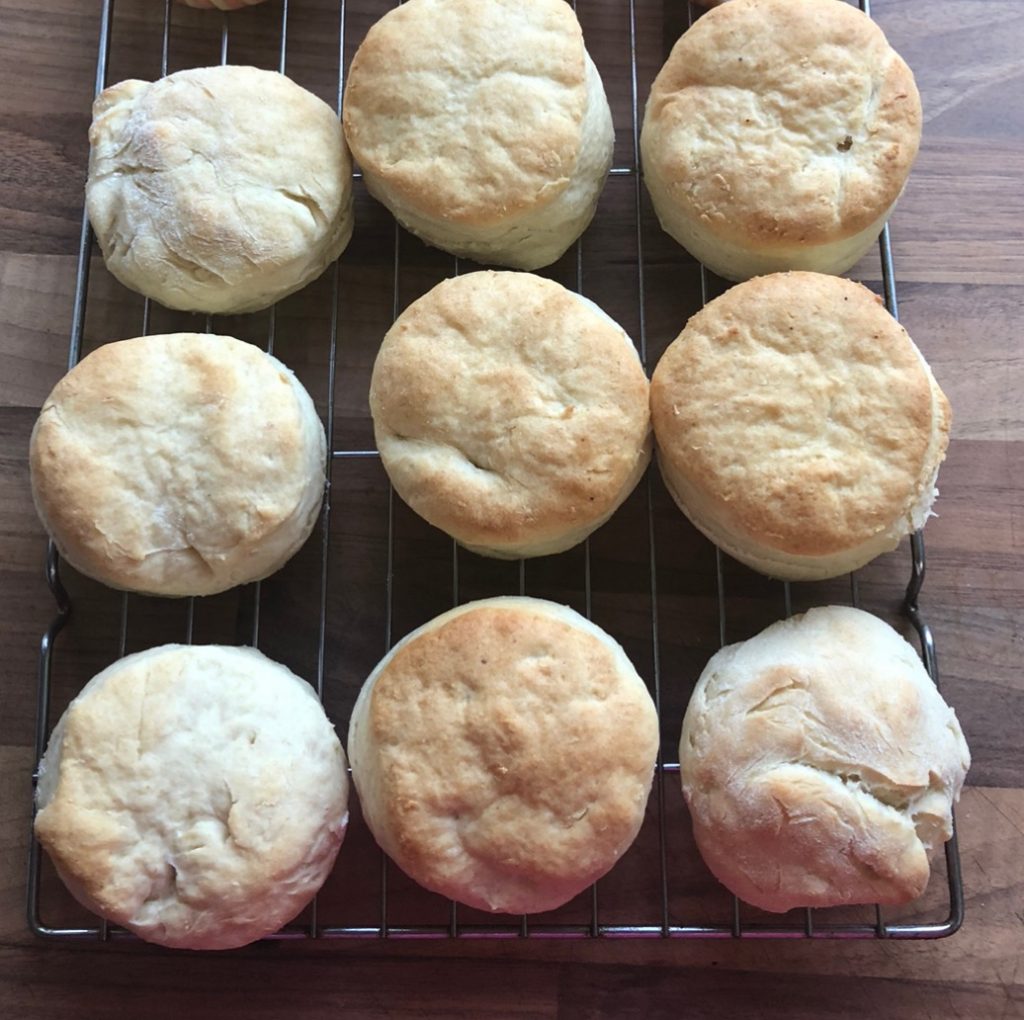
xmin=29 ymin=0 xmax=964 ymax=942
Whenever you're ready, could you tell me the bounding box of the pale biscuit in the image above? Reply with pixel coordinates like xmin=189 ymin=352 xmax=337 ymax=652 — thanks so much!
xmin=87 ymin=66 xmax=353 ymax=313
xmin=343 ymin=0 xmax=614 ymax=269
xmin=30 ymin=333 xmax=326 ymax=596
xmin=349 ymin=597 xmax=660 ymax=914
xmin=650 ymin=272 xmax=950 ymax=580
xmin=35 ymin=644 xmax=349 ymax=949
xmin=641 ymin=0 xmax=922 ymax=280
xmin=370 ymin=272 xmax=651 ymax=558
xmin=680 ymin=606 xmax=970 ymax=912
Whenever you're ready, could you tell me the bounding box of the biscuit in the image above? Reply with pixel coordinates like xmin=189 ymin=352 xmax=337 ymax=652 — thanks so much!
xmin=343 ymin=0 xmax=613 ymax=269
xmin=35 ymin=644 xmax=349 ymax=949
xmin=349 ymin=597 xmax=660 ymax=914
xmin=87 ymin=66 xmax=353 ymax=313
xmin=679 ymin=606 xmax=970 ymax=912
xmin=30 ymin=333 xmax=326 ymax=596
xmin=650 ymin=273 xmax=950 ymax=580
xmin=370 ymin=272 xmax=651 ymax=558
xmin=641 ymin=0 xmax=922 ymax=279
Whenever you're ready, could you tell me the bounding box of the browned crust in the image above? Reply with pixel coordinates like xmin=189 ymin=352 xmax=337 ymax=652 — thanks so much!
xmin=643 ymin=0 xmax=922 ymax=247
xmin=362 ymin=602 xmax=659 ymax=908
xmin=29 ymin=333 xmax=320 ymax=594
xmin=650 ymin=272 xmax=949 ymax=558
xmin=370 ymin=273 xmax=650 ymax=553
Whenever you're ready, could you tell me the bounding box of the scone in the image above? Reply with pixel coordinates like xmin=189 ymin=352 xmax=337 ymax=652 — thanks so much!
xmin=349 ymin=597 xmax=660 ymax=914
xmin=650 ymin=272 xmax=950 ymax=581
xmin=679 ymin=606 xmax=970 ymax=912
xmin=87 ymin=66 xmax=353 ymax=313
xmin=34 ymin=645 xmax=349 ymax=949
xmin=30 ymin=333 xmax=326 ymax=596
xmin=370 ymin=272 xmax=651 ymax=558
xmin=342 ymin=0 xmax=614 ymax=269
xmin=641 ymin=0 xmax=922 ymax=280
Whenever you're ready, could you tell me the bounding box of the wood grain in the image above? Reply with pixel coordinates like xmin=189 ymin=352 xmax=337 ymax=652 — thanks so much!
xmin=1 ymin=0 xmax=1023 ymax=1016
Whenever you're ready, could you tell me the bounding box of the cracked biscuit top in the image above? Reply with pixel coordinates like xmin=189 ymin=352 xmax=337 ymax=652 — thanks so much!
xmin=29 ymin=332 xmax=326 ymax=596
xmin=86 ymin=65 xmax=353 ymax=314
xmin=679 ymin=606 xmax=970 ymax=912
xmin=34 ymin=644 xmax=349 ymax=949
xmin=348 ymin=597 xmax=660 ymax=914
xmin=642 ymin=0 xmax=921 ymax=248
xmin=369 ymin=272 xmax=652 ymax=558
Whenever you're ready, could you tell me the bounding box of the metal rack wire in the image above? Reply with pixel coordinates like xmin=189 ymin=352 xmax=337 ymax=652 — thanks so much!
xmin=28 ymin=0 xmax=964 ymax=942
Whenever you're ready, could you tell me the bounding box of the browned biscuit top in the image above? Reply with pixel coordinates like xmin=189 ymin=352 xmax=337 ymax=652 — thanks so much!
xmin=370 ymin=272 xmax=650 ymax=554
xmin=650 ymin=272 xmax=950 ymax=558
xmin=30 ymin=333 xmax=325 ymax=595
xmin=352 ymin=599 xmax=660 ymax=913
xmin=643 ymin=0 xmax=922 ymax=246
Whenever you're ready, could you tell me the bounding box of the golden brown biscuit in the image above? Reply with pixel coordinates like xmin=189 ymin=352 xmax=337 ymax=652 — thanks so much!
xmin=30 ymin=333 xmax=325 ymax=596
xmin=641 ymin=0 xmax=922 ymax=279
xmin=370 ymin=272 xmax=651 ymax=558
xmin=650 ymin=273 xmax=950 ymax=580
xmin=680 ymin=606 xmax=970 ymax=912
xmin=349 ymin=598 xmax=660 ymax=914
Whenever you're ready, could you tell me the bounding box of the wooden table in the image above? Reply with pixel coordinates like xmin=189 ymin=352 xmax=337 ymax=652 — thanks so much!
xmin=1 ymin=0 xmax=1022 ymax=1015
